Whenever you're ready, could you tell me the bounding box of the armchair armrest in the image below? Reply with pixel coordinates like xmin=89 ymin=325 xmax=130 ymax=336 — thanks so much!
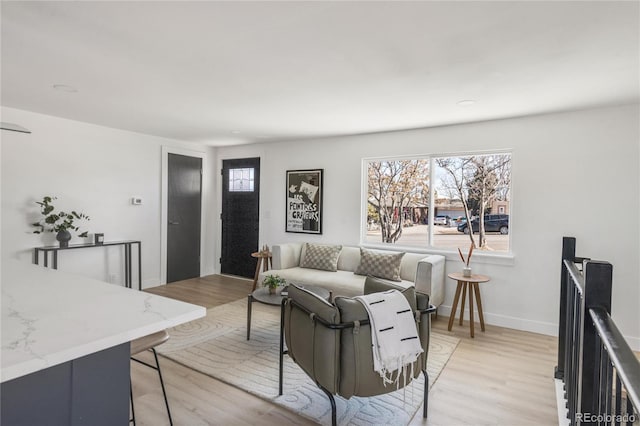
xmin=415 ymin=292 xmax=430 ymax=311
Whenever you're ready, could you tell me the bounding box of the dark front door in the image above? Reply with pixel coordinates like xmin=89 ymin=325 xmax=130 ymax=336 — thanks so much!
xmin=167 ymin=153 xmax=202 ymax=283
xmin=221 ymin=157 xmax=260 ymax=278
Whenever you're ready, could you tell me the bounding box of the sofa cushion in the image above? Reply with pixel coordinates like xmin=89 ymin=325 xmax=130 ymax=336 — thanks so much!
xmin=300 ymin=243 xmax=342 ymax=272
xmin=355 ymin=248 xmax=405 ymax=281
xmin=336 ymin=246 xmax=361 ymax=272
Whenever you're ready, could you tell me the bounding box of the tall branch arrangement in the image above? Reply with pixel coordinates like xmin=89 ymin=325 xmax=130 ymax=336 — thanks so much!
xmin=458 ymin=245 xmax=474 ymax=267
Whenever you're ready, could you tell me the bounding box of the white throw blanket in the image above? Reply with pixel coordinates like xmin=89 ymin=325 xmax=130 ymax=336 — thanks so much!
xmin=355 ymin=289 xmax=423 ymax=387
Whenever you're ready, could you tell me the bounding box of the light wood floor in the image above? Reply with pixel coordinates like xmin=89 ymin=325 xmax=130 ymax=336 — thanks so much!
xmin=133 ymin=275 xmax=559 ymax=425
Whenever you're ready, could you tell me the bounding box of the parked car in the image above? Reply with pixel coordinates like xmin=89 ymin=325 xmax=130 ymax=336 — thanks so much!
xmin=457 ymin=214 xmax=509 ymax=234
xmin=434 ymin=215 xmax=450 ymax=226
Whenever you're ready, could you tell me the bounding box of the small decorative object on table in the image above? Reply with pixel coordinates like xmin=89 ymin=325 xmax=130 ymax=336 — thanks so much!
xmin=458 ymin=245 xmax=474 ymax=277
xmin=262 ymin=274 xmax=285 ymax=295
xmin=31 ymin=196 xmax=90 ymax=248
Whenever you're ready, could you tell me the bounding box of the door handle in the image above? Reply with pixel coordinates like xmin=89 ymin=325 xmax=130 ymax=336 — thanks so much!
xmin=169 ymin=221 xmax=180 ymax=225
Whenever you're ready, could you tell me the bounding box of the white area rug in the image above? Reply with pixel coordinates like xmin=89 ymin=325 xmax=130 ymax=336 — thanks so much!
xmin=158 ymin=298 xmax=459 ymax=426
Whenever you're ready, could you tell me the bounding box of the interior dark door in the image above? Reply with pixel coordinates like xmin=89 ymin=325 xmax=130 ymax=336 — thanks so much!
xmin=221 ymin=157 xmax=260 ymax=278
xmin=167 ymin=153 xmax=202 ymax=283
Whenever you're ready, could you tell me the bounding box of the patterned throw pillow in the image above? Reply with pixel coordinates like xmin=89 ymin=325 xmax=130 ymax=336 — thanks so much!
xmin=355 ymin=248 xmax=405 ymax=282
xmin=300 ymin=243 xmax=342 ymax=272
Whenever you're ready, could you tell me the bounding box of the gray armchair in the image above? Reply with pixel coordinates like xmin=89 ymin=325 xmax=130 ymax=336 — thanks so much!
xmin=278 ymin=277 xmax=436 ymax=426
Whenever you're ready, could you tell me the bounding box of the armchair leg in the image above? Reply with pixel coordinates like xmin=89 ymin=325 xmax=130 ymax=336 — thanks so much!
xmin=319 ymin=385 xmax=337 ymax=426
xmin=422 ymin=370 xmax=429 ymax=418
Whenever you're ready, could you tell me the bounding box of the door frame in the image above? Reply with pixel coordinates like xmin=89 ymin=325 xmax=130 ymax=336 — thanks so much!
xmin=161 ymin=146 xmax=207 ymax=285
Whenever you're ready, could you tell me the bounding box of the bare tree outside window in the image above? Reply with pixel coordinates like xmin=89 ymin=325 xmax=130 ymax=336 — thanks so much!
xmin=436 ymin=153 xmax=511 ymax=249
xmin=367 ymin=159 xmax=429 ymax=243
xmin=435 ymin=156 xmax=476 ymax=246
xmin=468 ymin=155 xmax=511 ymax=247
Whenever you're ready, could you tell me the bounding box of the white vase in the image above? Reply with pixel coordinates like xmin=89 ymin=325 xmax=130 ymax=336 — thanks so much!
xmin=463 ymin=266 xmax=472 ymax=277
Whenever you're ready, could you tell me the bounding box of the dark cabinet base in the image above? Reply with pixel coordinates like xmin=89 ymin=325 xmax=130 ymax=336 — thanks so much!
xmin=1 ymin=343 xmax=130 ymax=426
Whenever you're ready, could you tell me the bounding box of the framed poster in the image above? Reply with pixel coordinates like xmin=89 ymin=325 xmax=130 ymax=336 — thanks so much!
xmin=286 ymin=169 xmax=323 ymax=234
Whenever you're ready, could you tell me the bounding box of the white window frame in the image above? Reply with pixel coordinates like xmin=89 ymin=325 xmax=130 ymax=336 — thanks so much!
xmin=361 ymin=150 xmax=514 ymax=261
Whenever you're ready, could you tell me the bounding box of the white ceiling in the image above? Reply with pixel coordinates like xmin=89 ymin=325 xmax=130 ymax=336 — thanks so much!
xmin=1 ymin=1 xmax=638 ymax=146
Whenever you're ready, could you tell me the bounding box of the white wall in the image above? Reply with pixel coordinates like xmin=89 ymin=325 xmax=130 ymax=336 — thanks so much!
xmin=215 ymin=104 xmax=640 ymax=348
xmin=1 ymin=107 xmax=217 ymax=288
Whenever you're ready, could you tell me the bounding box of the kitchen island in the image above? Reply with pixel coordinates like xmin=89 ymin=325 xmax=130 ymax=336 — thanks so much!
xmin=1 ymin=261 xmax=205 ymax=426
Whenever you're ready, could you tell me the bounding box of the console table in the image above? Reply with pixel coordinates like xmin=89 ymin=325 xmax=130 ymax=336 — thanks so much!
xmin=33 ymin=240 xmax=142 ymax=290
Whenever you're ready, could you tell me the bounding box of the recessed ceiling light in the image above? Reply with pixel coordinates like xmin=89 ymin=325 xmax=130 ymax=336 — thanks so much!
xmin=457 ymin=100 xmax=476 ymax=107
xmin=53 ymin=84 xmax=78 ymax=93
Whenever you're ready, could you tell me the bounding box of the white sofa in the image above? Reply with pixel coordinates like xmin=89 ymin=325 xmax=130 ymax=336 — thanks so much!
xmin=262 ymin=243 xmax=446 ymax=307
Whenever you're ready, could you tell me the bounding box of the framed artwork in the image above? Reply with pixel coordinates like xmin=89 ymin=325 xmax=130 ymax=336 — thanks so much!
xmin=286 ymin=169 xmax=323 ymax=234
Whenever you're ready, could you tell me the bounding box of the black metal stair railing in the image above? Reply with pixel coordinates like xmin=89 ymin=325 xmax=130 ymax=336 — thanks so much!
xmin=555 ymin=237 xmax=639 ymax=425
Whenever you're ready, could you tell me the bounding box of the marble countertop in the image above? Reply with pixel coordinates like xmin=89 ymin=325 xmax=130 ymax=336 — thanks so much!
xmin=1 ymin=261 xmax=206 ymax=383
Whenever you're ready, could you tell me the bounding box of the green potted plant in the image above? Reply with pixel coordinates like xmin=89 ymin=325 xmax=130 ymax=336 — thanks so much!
xmin=31 ymin=196 xmax=90 ymax=247
xmin=262 ymin=274 xmax=286 ymax=295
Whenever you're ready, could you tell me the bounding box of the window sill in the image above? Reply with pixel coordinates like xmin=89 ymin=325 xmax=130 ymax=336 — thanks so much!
xmin=360 ymin=243 xmax=516 ymax=266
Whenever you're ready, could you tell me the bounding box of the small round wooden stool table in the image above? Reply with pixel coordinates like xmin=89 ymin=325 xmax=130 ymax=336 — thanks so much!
xmin=251 ymin=251 xmax=272 ymax=291
xmin=447 ymin=272 xmax=490 ymax=338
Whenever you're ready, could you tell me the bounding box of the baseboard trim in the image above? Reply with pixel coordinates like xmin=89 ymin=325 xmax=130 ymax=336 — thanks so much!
xmin=436 ymin=305 xmax=558 ymax=336
xmin=141 ymin=278 xmax=161 ymax=289
xmin=436 ymin=305 xmax=640 ymax=350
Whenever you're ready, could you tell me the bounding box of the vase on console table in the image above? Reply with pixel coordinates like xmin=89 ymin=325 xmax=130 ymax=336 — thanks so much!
xmin=56 ymin=230 xmax=71 ymax=248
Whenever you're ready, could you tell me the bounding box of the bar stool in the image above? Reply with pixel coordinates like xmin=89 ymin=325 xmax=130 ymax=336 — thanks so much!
xmin=130 ymin=330 xmax=172 ymax=426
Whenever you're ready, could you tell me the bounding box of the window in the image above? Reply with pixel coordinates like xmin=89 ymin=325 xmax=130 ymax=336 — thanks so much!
xmin=364 ymin=152 xmax=512 ymax=253
xmin=229 ymin=168 xmax=254 ymax=192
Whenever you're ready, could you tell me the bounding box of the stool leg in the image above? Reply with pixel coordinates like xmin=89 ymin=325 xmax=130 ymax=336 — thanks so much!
xmin=152 ymin=348 xmax=173 ymax=426
xmin=130 ymin=381 xmax=136 ymax=425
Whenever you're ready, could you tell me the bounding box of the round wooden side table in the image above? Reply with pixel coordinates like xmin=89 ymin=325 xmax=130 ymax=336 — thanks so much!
xmin=251 ymin=251 xmax=272 ymax=291
xmin=447 ymin=272 xmax=491 ymax=338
